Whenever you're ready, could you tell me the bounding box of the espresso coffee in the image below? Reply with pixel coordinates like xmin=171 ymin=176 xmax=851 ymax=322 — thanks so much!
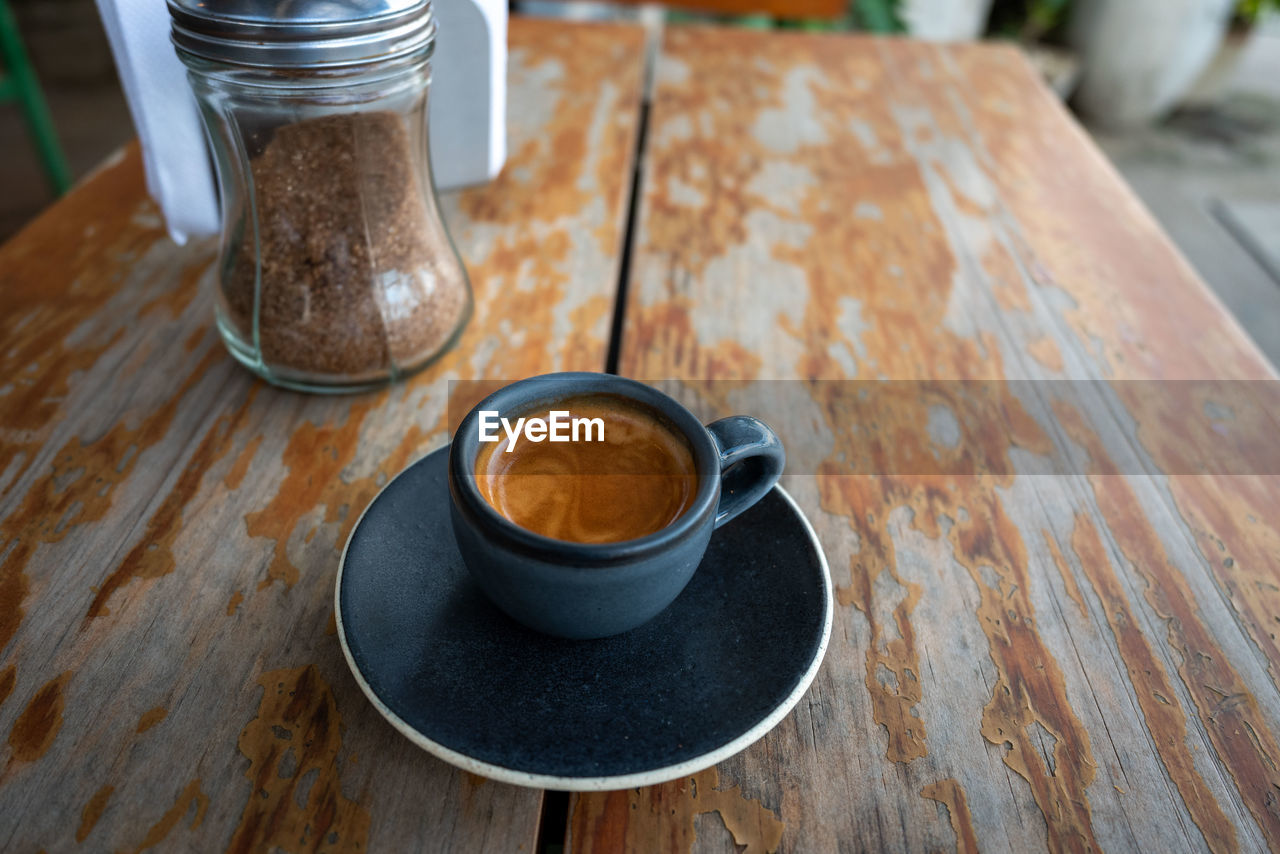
xmin=475 ymin=394 xmax=698 ymax=543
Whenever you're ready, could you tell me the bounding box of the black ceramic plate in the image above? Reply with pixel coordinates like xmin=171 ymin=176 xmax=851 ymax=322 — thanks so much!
xmin=335 ymin=447 xmax=832 ymax=791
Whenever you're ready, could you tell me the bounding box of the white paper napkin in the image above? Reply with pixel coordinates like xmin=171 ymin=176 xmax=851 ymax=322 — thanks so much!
xmin=94 ymin=0 xmax=219 ymax=245
xmin=432 ymin=0 xmax=508 ymax=189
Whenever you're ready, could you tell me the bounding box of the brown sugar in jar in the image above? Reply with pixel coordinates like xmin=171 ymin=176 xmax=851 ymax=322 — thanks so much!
xmin=223 ymin=111 xmax=469 ymax=380
xmin=173 ymin=0 xmax=472 ymax=393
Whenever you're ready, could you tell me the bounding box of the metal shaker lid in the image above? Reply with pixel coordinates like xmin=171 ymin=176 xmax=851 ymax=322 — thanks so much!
xmin=168 ymin=0 xmax=434 ymax=69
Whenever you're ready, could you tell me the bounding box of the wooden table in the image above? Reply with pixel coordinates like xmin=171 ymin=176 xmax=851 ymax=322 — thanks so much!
xmin=2 ymin=18 xmax=1278 ymax=854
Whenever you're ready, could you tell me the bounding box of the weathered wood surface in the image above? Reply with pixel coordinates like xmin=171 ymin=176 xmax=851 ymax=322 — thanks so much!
xmin=0 ymin=17 xmax=645 ymax=852
xmin=568 ymin=27 xmax=1280 ymax=853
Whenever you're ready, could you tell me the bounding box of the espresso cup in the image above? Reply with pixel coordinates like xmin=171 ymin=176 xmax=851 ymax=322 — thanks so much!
xmin=448 ymin=372 xmax=784 ymax=639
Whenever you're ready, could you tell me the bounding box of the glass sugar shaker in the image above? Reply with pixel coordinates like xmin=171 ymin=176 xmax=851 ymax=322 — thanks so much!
xmin=168 ymin=0 xmax=472 ymax=393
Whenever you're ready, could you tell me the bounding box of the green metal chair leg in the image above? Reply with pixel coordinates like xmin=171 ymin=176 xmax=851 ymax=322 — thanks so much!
xmin=0 ymin=0 xmax=71 ymax=195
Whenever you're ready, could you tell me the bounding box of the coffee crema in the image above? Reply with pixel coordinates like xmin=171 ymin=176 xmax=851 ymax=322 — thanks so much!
xmin=475 ymin=394 xmax=698 ymax=544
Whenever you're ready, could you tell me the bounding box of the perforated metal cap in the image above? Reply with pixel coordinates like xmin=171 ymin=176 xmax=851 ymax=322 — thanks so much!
xmin=168 ymin=0 xmax=434 ymax=69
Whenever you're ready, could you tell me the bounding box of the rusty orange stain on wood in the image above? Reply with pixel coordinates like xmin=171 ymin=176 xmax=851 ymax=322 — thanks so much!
xmin=813 ymin=386 xmax=1050 ymax=767
xmin=569 ymin=768 xmax=784 ymax=854
xmin=954 ymin=494 xmax=1101 ymax=852
xmin=0 ymin=147 xmax=224 ymax=655
xmin=85 ymin=374 xmax=253 ymax=620
xmin=227 ymin=665 xmax=369 ymax=853
xmin=245 ymin=398 xmax=392 ymax=591
xmin=3 ymin=340 xmax=225 ymax=641
xmin=7 ymin=670 xmax=70 ymax=766
xmin=1070 ymin=512 xmax=1237 ymax=853
xmin=591 ymin=42 xmax=645 ymax=254
xmin=77 ymin=784 xmax=114 ymax=843
xmin=453 ymin=230 xmax=578 ymax=369
xmin=227 ymin=590 xmax=244 ymax=617
xmin=0 ymin=514 xmax=31 ymax=655
xmin=563 ymin=294 xmax=615 ymax=376
xmin=0 ymin=148 xmax=162 ymax=507
xmin=1055 ymin=398 xmax=1280 ymax=848
xmin=0 ymin=543 xmax=30 ymax=660
xmin=224 ymin=433 xmax=264 ymax=492
xmin=136 ymin=706 xmax=168 ymax=734
xmin=1106 ymin=382 xmax=1280 ymax=689
xmin=615 ymin=30 xmax=1096 ymax=846
xmin=623 ymin=300 xmax=762 ymax=386
xmin=588 ymin=23 xmax=1279 ymax=853
xmin=0 ymin=148 xmax=159 ymax=431
xmin=936 ymin=43 xmax=1280 ymax=848
xmin=127 ymin=778 xmax=208 ymax=853
xmin=1166 ymin=474 xmax=1280 ymax=688
xmin=1043 ymin=529 xmax=1087 ymax=619
xmin=0 ymin=665 xmax=14 ymax=708
xmin=949 ymin=44 xmax=1272 ymax=383
xmin=836 ymin=515 xmax=926 ymax=763
xmin=0 ymin=144 xmax=160 ymax=302
xmin=983 ymin=241 xmax=1031 ymax=314
xmin=1026 ymin=335 xmax=1063 ymax=373
xmin=920 ymin=778 xmax=978 ymax=854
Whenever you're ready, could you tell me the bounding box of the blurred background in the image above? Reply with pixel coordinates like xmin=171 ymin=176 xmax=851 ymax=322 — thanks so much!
xmin=2 ymin=0 xmax=1277 ymax=363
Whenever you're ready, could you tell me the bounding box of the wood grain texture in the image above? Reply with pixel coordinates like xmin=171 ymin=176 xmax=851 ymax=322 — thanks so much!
xmin=0 ymin=17 xmax=645 ymax=852
xmin=567 ymin=26 xmax=1280 ymax=853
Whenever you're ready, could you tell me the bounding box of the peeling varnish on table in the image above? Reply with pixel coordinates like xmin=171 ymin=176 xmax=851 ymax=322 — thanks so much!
xmin=5 ymin=671 xmax=70 ymax=768
xmin=0 ymin=666 xmax=14 ymax=709
xmin=958 ymin=494 xmax=1100 ymax=852
xmin=920 ymin=778 xmax=978 ymax=854
xmin=0 ymin=152 xmax=165 ymax=485
xmin=128 ymin=777 xmax=208 ymax=853
xmin=243 ymin=396 xmax=417 ymax=593
xmin=577 ymin=23 xmax=1280 ymax=854
xmin=1057 ymin=401 xmax=1280 ymax=849
xmin=136 ymin=706 xmax=167 ymax=734
xmin=229 ymin=666 xmax=369 ymax=853
xmin=1070 ymin=512 xmax=1237 ymax=853
xmin=0 ymin=153 xmax=176 ymax=653
xmin=85 ymin=374 xmax=254 ymax=619
xmin=8 ymin=339 xmax=225 ymax=648
xmin=1108 ymin=382 xmax=1280 ymax=695
xmin=568 ymin=768 xmax=784 ymax=854
xmin=950 ymin=37 xmax=1280 ymax=720
xmin=76 ymin=783 xmax=113 ymax=843
xmin=603 ymin=25 xmax=1102 ymax=852
xmin=1042 ymin=529 xmax=1087 ymax=619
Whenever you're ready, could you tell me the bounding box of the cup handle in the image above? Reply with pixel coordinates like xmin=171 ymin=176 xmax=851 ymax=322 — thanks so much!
xmin=705 ymin=416 xmax=785 ymax=530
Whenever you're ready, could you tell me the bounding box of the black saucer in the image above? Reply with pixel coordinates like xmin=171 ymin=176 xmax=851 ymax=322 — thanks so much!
xmin=335 ymin=447 xmax=832 ymax=790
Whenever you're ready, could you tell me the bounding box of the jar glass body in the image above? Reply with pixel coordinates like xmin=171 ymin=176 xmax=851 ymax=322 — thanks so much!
xmin=180 ymin=48 xmax=472 ymax=393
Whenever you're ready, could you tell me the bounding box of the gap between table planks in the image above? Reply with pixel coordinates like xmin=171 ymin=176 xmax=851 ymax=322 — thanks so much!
xmin=0 ymin=17 xmax=646 ymax=853
xmin=567 ymin=26 xmax=1280 ymax=854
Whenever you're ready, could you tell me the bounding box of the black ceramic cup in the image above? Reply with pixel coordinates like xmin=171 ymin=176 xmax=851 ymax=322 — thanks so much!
xmin=448 ymin=372 xmax=785 ymax=639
